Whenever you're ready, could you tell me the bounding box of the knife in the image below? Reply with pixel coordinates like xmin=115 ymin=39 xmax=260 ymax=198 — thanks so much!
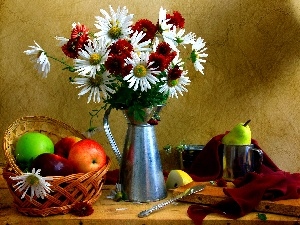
xmin=138 ymin=184 xmax=205 ymax=218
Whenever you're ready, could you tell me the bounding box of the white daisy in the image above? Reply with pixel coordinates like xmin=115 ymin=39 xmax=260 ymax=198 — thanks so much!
xmin=152 ymin=37 xmax=160 ymax=52
xmin=159 ymin=56 xmax=191 ymax=98
xmin=71 ymin=71 xmax=116 ymax=103
xmin=24 ymin=41 xmax=50 ymax=78
xmin=94 ymin=5 xmax=133 ymax=43
xmin=191 ymin=37 xmax=208 ymax=75
xmin=171 ymin=53 xmax=185 ymax=68
xmin=55 ymin=36 xmax=69 ymax=46
xmin=159 ymin=73 xmax=190 ymax=98
xmin=158 ymin=7 xmax=173 ymax=32
xmin=10 ymin=168 xmax=53 ymax=201
xmin=123 ymin=52 xmax=160 ymax=92
xmin=74 ymin=38 xmax=109 ymax=78
xmin=163 ymin=27 xmax=196 ymax=51
xmin=130 ymin=31 xmax=151 ymax=52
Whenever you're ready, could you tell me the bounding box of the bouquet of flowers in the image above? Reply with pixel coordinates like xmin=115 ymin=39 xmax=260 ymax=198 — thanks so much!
xmin=24 ymin=5 xmax=208 ymax=128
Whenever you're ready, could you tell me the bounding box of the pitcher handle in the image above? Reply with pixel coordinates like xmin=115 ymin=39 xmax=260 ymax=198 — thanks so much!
xmin=103 ymin=106 xmax=122 ymax=165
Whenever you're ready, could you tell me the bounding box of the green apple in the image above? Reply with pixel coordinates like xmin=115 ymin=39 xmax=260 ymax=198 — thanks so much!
xmin=15 ymin=132 xmax=54 ymax=170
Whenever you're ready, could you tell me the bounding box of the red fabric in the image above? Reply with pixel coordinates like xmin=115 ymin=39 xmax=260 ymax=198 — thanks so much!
xmin=187 ymin=134 xmax=281 ymax=181
xmin=187 ymin=134 xmax=300 ymax=224
xmin=105 ymin=134 xmax=300 ymax=223
xmin=105 ymin=169 xmax=120 ymax=185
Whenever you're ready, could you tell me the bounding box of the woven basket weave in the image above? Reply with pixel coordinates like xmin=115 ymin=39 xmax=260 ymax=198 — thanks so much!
xmin=2 ymin=115 xmax=111 ymax=216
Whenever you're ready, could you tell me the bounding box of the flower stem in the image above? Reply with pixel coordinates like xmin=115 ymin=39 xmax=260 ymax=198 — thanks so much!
xmin=46 ymin=53 xmax=75 ymax=72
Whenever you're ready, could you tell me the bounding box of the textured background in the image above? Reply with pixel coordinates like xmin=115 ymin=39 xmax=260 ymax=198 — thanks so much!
xmin=1 ymin=0 xmax=300 ymax=172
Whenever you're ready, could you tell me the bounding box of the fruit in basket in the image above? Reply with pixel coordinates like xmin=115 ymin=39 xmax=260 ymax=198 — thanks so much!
xmin=15 ymin=132 xmax=54 ymax=170
xmin=165 ymin=170 xmax=193 ymax=189
xmin=54 ymin=136 xmax=82 ymax=158
xmin=68 ymin=139 xmax=107 ymax=173
xmin=30 ymin=153 xmax=74 ymax=176
xmin=222 ymin=120 xmax=251 ymax=145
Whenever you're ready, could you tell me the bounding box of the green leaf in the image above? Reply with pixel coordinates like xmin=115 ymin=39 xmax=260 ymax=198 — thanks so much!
xmin=257 ymin=213 xmax=267 ymax=221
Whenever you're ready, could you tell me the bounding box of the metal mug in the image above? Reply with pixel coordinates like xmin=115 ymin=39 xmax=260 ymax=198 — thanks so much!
xmin=221 ymin=144 xmax=263 ymax=181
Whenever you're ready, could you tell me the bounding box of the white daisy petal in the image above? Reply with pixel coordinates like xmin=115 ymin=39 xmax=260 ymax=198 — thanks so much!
xmin=71 ymin=71 xmax=116 ymax=103
xmin=24 ymin=41 xmax=51 ymax=78
xmin=55 ymin=36 xmax=69 ymax=46
xmin=74 ymin=38 xmax=109 ymax=78
xmin=95 ymin=5 xmax=133 ymax=43
xmin=191 ymin=37 xmax=208 ymax=74
xmin=123 ymin=52 xmax=160 ymax=92
xmin=10 ymin=168 xmax=53 ymax=200
xmin=130 ymin=31 xmax=152 ymax=52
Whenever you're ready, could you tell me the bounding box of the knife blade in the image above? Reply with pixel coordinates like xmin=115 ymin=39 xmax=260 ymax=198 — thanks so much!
xmin=138 ymin=184 xmax=205 ymax=218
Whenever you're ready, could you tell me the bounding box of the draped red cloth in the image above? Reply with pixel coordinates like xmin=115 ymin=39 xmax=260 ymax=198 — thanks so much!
xmin=186 ymin=134 xmax=300 ymax=224
xmin=104 ymin=134 xmax=300 ymax=224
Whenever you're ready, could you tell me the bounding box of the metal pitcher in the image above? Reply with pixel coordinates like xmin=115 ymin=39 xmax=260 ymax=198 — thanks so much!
xmin=221 ymin=144 xmax=263 ymax=181
xmin=103 ymin=106 xmax=167 ymax=202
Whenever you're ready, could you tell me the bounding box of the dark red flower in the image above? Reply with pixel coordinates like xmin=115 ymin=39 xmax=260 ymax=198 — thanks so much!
xmin=105 ymin=55 xmax=126 ymax=76
xmin=121 ymin=64 xmax=133 ymax=77
xmin=149 ymin=53 xmax=168 ymax=71
xmin=156 ymin=42 xmax=172 ymax=56
xmin=167 ymin=65 xmax=183 ymax=80
xmin=155 ymin=42 xmax=177 ymax=66
xmin=132 ymin=19 xmax=157 ymax=42
xmin=166 ymin=51 xmax=177 ymax=65
xmin=166 ymin=11 xmax=185 ymax=29
xmin=109 ymin=39 xmax=133 ymax=59
xmin=61 ymin=39 xmax=81 ymax=59
xmin=147 ymin=118 xmax=159 ymax=125
xmin=71 ymin=201 xmax=94 ymax=217
xmin=61 ymin=24 xmax=91 ymax=59
xmin=71 ymin=23 xmax=90 ymax=45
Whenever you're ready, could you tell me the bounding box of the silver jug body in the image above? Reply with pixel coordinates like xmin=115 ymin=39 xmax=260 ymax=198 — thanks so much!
xmin=103 ymin=106 xmax=167 ymax=202
xmin=120 ymin=123 xmax=167 ymax=202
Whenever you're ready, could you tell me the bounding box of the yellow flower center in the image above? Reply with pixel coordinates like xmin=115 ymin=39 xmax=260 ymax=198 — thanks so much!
xmin=89 ymin=53 xmax=101 ymax=65
xmin=90 ymin=74 xmax=103 ymax=86
xmin=168 ymin=79 xmax=179 ymax=87
xmin=26 ymin=175 xmax=40 ymax=186
xmin=108 ymin=26 xmax=122 ymax=39
xmin=133 ymin=65 xmax=147 ymax=78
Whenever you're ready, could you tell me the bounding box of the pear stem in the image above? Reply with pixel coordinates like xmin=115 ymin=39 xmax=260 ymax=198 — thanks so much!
xmin=243 ymin=120 xmax=251 ymax=126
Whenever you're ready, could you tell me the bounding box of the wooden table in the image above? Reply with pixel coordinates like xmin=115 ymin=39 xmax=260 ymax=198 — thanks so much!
xmin=0 ymin=169 xmax=299 ymax=225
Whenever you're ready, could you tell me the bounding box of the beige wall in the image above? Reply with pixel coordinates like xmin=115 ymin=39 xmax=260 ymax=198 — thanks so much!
xmin=1 ymin=0 xmax=300 ymax=172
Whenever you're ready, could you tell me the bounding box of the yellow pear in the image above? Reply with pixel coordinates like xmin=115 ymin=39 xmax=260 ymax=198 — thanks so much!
xmin=222 ymin=120 xmax=251 ymax=145
xmin=165 ymin=170 xmax=193 ymax=190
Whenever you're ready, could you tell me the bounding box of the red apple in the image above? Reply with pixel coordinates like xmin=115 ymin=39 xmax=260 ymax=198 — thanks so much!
xmin=29 ymin=153 xmax=74 ymax=176
xmin=54 ymin=136 xmax=81 ymax=158
xmin=68 ymin=139 xmax=107 ymax=173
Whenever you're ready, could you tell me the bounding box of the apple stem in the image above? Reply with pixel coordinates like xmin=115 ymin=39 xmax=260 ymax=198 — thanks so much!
xmin=243 ymin=120 xmax=251 ymax=126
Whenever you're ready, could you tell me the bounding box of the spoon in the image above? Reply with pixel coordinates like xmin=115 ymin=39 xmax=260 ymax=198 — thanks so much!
xmin=138 ymin=184 xmax=205 ymax=218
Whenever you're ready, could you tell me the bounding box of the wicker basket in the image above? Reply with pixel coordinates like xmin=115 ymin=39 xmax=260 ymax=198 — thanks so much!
xmin=2 ymin=115 xmax=111 ymax=216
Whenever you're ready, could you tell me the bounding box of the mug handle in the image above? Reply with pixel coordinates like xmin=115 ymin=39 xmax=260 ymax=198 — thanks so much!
xmin=252 ymin=148 xmax=263 ymax=172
